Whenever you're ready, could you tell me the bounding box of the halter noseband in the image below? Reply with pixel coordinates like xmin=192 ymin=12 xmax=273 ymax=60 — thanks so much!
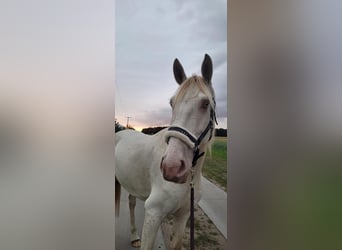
xmin=166 ymin=104 xmax=218 ymax=167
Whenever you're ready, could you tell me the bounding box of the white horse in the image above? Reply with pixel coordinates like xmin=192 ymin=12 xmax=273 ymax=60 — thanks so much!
xmin=115 ymin=54 xmax=217 ymax=250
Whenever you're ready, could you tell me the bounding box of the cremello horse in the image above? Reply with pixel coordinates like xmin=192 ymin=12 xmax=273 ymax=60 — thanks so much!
xmin=115 ymin=54 xmax=217 ymax=250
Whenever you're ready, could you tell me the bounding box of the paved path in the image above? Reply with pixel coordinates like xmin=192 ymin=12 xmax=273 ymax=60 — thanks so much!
xmin=198 ymin=177 xmax=227 ymax=238
xmin=115 ymin=177 xmax=227 ymax=249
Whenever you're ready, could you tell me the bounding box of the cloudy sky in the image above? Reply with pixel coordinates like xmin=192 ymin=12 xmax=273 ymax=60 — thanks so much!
xmin=115 ymin=0 xmax=227 ymax=130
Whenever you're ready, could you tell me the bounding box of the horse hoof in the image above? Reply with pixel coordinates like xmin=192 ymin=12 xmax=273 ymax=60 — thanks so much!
xmin=131 ymin=239 xmax=141 ymax=248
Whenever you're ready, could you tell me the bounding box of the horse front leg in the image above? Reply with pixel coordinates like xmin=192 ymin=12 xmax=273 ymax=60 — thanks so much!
xmin=128 ymin=194 xmax=141 ymax=247
xmin=170 ymin=206 xmax=190 ymax=250
xmin=140 ymin=201 xmax=164 ymax=250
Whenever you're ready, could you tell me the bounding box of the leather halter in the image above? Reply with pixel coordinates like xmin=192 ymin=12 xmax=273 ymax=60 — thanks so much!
xmin=166 ymin=102 xmax=218 ymax=167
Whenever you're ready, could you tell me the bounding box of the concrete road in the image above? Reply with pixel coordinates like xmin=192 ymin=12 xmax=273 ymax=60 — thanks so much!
xmin=198 ymin=177 xmax=227 ymax=238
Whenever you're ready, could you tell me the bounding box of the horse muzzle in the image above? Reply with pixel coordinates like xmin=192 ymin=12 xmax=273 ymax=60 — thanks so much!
xmin=160 ymin=137 xmax=192 ymax=184
xmin=160 ymin=156 xmax=189 ymax=183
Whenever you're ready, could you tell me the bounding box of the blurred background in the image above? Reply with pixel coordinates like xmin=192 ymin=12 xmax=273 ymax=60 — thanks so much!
xmin=228 ymin=0 xmax=342 ymax=249
xmin=0 ymin=1 xmax=115 ymax=250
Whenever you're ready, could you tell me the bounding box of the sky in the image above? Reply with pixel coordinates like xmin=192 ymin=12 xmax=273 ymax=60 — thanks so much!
xmin=115 ymin=0 xmax=227 ymax=131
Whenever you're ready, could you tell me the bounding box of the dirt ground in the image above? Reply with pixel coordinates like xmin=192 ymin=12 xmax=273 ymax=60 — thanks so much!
xmin=161 ymin=204 xmax=227 ymax=250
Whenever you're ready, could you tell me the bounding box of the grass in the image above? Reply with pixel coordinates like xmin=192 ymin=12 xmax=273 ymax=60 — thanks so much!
xmin=202 ymin=137 xmax=227 ymax=191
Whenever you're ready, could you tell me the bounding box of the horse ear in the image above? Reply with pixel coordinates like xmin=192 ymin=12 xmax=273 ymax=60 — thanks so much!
xmin=201 ymin=54 xmax=213 ymax=83
xmin=173 ymin=58 xmax=187 ymax=85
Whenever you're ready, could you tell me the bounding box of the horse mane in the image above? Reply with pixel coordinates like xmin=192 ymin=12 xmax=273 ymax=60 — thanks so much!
xmin=172 ymin=75 xmax=216 ymax=111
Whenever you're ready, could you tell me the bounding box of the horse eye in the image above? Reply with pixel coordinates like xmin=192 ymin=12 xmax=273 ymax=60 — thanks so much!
xmin=201 ymin=99 xmax=210 ymax=109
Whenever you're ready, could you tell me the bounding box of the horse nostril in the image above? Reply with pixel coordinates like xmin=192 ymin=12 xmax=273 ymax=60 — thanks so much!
xmin=179 ymin=160 xmax=185 ymax=173
xmin=160 ymin=156 xmax=165 ymax=170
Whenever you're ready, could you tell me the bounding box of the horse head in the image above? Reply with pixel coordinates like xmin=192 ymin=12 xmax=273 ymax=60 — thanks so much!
xmin=160 ymin=54 xmax=217 ymax=183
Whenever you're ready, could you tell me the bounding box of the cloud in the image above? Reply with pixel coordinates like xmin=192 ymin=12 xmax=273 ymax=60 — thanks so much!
xmin=136 ymin=107 xmax=172 ymax=127
xmin=115 ymin=0 xmax=227 ymax=129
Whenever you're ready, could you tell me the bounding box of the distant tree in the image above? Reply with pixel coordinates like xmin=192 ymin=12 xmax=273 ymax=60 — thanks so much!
xmin=141 ymin=126 xmax=167 ymax=135
xmin=215 ymin=128 xmax=227 ymax=137
xmin=126 ymin=125 xmax=136 ymax=130
xmin=115 ymin=119 xmax=125 ymax=133
xmin=141 ymin=126 xmax=227 ymax=137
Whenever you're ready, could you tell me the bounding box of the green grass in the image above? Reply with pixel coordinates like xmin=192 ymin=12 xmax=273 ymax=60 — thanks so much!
xmin=202 ymin=137 xmax=227 ymax=191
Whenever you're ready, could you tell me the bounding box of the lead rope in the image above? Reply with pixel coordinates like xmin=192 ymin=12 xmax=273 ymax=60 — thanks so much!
xmin=190 ymin=168 xmax=195 ymax=250
xmin=189 ymin=110 xmax=216 ymax=250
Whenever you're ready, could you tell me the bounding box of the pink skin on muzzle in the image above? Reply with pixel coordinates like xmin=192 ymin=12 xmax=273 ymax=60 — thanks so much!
xmin=160 ymin=137 xmax=193 ymax=183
